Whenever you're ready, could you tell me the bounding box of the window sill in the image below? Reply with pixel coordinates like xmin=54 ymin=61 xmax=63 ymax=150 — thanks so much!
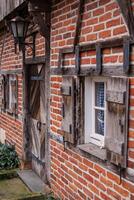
xmin=78 ymin=143 xmax=107 ymax=161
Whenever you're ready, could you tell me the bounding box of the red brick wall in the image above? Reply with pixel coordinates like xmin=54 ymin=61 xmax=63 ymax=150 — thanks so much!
xmin=0 ymin=0 xmax=134 ymax=199
xmin=50 ymin=0 xmax=134 ymax=199
xmin=0 ymin=31 xmax=45 ymax=157
xmin=0 ymin=32 xmax=23 ymax=156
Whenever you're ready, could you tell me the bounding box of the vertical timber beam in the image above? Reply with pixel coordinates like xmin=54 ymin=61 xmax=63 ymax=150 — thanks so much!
xmin=74 ymin=0 xmax=85 ymax=49
xmin=123 ymin=36 xmax=130 ymax=74
xmin=116 ymin=0 xmax=134 ymax=39
xmin=96 ymin=42 xmax=102 ymax=75
xmin=27 ymin=0 xmax=51 ymax=184
xmin=44 ymin=9 xmax=51 ymax=186
xmin=22 ymin=48 xmax=31 ymax=168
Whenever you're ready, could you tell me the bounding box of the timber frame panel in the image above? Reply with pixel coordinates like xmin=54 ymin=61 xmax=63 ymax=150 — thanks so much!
xmin=52 ymin=37 xmax=132 ymax=77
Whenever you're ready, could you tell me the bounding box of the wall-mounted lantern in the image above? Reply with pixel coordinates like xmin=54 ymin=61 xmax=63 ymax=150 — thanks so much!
xmin=10 ymin=16 xmax=29 ymax=51
xmin=9 ymin=16 xmax=36 ymax=58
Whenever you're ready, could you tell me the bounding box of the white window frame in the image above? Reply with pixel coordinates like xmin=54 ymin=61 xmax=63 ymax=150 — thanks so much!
xmin=85 ymin=76 xmax=107 ymax=147
xmin=8 ymin=75 xmax=17 ymax=112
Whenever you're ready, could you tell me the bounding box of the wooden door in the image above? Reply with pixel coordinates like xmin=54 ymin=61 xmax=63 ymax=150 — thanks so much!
xmin=29 ymin=64 xmax=46 ymax=181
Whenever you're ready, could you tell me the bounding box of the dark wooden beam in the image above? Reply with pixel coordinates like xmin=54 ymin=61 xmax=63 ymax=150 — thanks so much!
xmin=25 ymin=56 xmax=45 ymax=65
xmin=51 ymin=65 xmax=126 ymax=77
xmin=96 ymin=43 xmax=102 ymax=75
xmin=73 ymin=0 xmax=85 ymax=48
xmin=116 ymin=0 xmax=134 ymax=39
xmin=28 ymin=1 xmax=51 ymax=39
xmin=29 ymin=0 xmax=51 ymax=12
xmin=123 ymin=36 xmax=130 ymax=74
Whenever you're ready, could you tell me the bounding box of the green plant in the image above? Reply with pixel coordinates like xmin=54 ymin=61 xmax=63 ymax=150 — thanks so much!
xmin=0 ymin=143 xmax=20 ymax=169
xmin=44 ymin=193 xmax=60 ymax=200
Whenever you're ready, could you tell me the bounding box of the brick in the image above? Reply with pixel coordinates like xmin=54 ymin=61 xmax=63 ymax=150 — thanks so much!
xmin=107 ymin=172 xmax=120 ymax=184
xmin=82 ymin=27 xmax=92 ymax=35
xmin=99 ymin=30 xmax=111 ymax=39
xmin=130 ymin=88 xmax=134 ymax=96
xmin=78 ymin=163 xmax=88 ymax=172
xmin=99 ymin=12 xmax=112 ymax=22
xmin=94 ymin=196 xmax=101 ymax=200
xmin=86 ymin=18 xmax=98 ymax=26
xmin=78 ymin=176 xmax=87 ymax=186
xmin=107 ymin=188 xmax=121 ymax=200
xmin=114 ymin=184 xmax=129 ymax=198
xmin=105 ymin=2 xmax=118 ymax=11
xmin=73 ymin=179 xmax=83 ymax=190
xmin=87 ymin=2 xmax=97 ymax=10
xmin=83 ymin=158 xmax=93 ymax=168
xmin=94 ymin=23 xmax=105 ymax=32
xmin=83 ymin=187 xmax=93 ymax=199
xmin=88 ymin=183 xmax=99 ymax=195
xmin=87 ymin=33 xmax=97 ymax=41
xmin=61 ymin=176 xmax=68 ymax=185
xmin=88 ymin=168 xmax=99 ymax=178
xmin=78 ymin=190 xmax=86 ymax=200
xmin=69 ymin=157 xmax=78 ymax=165
xmin=129 ymin=131 xmax=134 ymax=138
xmin=93 ymin=8 xmax=104 ymax=16
xmin=103 ymin=55 xmax=118 ymax=63
xmin=94 ymin=180 xmax=106 ymax=192
xmin=113 ymin=26 xmax=127 ymax=35
xmin=128 ymin=140 xmax=134 ymax=148
xmin=106 ymin=18 xmax=120 ymax=28
xmin=94 ymin=164 xmax=106 ymax=175
xmin=69 ymin=170 xmax=78 ymax=180
xmin=65 ymin=173 xmax=73 ymax=183
xmin=73 ymin=153 xmax=82 ymax=162
xmin=100 ymin=176 xmax=113 ymax=187
xmin=73 ymin=165 xmax=82 ymax=176
xmin=130 ymin=98 xmax=134 ymax=106
xmin=128 ymin=160 xmax=134 ymax=168
xmin=83 ymin=172 xmax=93 ymax=183
xmin=100 ymin=192 xmax=112 ymax=200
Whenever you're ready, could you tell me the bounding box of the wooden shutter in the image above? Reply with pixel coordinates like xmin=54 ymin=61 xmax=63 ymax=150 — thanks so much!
xmin=10 ymin=75 xmax=18 ymax=115
xmin=0 ymin=75 xmax=5 ymax=111
xmin=5 ymin=75 xmax=9 ymax=110
xmin=105 ymin=77 xmax=129 ymax=168
xmin=61 ymin=76 xmax=75 ymax=144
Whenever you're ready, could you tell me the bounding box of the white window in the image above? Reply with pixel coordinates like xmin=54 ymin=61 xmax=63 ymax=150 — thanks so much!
xmin=7 ymin=75 xmax=17 ymax=114
xmin=85 ymin=77 xmax=107 ymax=147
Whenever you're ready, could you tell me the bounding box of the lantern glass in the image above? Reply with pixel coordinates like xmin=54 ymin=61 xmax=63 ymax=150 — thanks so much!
xmin=10 ymin=16 xmax=29 ymax=44
xmin=11 ymin=21 xmax=17 ymax=38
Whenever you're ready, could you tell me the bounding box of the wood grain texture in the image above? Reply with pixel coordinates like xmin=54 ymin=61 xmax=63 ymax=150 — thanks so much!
xmin=105 ymin=77 xmax=129 ymax=168
xmin=0 ymin=0 xmax=24 ymax=21
xmin=62 ymin=77 xmax=75 ymax=144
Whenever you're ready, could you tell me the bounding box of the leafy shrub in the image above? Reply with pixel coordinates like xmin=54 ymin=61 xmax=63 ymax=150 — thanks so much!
xmin=0 ymin=143 xmax=20 ymax=169
xmin=44 ymin=193 xmax=60 ymax=200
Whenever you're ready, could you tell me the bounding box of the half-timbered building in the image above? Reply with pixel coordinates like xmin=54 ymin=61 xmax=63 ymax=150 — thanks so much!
xmin=0 ymin=0 xmax=134 ymax=199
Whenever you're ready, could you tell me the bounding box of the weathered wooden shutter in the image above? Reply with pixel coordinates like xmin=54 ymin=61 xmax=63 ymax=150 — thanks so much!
xmin=10 ymin=75 xmax=18 ymax=115
xmin=5 ymin=75 xmax=9 ymax=110
xmin=0 ymin=75 xmax=5 ymax=111
xmin=105 ymin=77 xmax=129 ymax=168
xmin=61 ymin=76 xmax=76 ymax=144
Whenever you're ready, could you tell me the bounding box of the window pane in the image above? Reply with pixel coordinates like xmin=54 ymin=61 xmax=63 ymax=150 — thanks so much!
xmin=95 ymin=82 xmax=104 ymax=107
xmin=95 ymin=109 xmax=104 ymax=136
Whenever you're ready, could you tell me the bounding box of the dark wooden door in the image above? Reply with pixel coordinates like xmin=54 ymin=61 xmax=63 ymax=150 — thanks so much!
xmin=29 ymin=64 xmax=46 ymax=181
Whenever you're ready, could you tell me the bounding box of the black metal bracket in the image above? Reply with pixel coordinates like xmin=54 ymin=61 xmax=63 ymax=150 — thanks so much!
xmin=63 ymin=136 xmax=68 ymax=151
xmin=15 ymin=33 xmax=36 ymax=59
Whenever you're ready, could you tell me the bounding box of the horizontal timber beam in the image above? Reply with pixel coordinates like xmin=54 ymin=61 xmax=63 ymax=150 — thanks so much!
xmin=25 ymin=56 xmax=45 ymax=65
xmin=51 ymin=65 xmax=126 ymax=77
